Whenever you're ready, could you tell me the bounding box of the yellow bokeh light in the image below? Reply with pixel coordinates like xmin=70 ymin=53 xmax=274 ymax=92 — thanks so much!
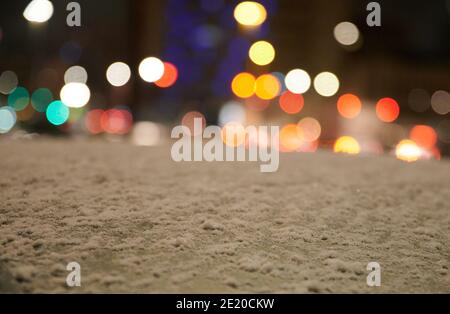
xmin=334 ymin=136 xmax=361 ymax=155
xmin=395 ymin=139 xmax=422 ymax=163
xmin=249 ymin=41 xmax=275 ymax=66
xmin=255 ymin=74 xmax=280 ymax=100
xmin=234 ymin=1 xmax=267 ymax=27
xmin=314 ymin=72 xmax=340 ymax=97
xmin=231 ymin=72 xmax=256 ymax=99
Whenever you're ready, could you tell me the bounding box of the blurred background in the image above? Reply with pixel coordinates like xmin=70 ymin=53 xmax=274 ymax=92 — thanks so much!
xmin=0 ymin=0 xmax=449 ymax=161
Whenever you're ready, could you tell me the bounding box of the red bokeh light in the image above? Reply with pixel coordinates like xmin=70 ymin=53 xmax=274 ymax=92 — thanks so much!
xmin=337 ymin=93 xmax=362 ymax=119
xmin=376 ymin=98 xmax=400 ymax=123
xmin=155 ymin=62 xmax=178 ymax=88
xmin=279 ymin=91 xmax=304 ymax=114
xmin=85 ymin=109 xmax=104 ymax=134
xmin=100 ymin=109 xmax=133 ymax=135
xmin=410 ymin=125 xmax=437 ymax=149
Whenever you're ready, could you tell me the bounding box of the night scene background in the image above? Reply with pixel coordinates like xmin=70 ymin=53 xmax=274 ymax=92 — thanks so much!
xmin=0 ymin=0 xmax=449 ymax=159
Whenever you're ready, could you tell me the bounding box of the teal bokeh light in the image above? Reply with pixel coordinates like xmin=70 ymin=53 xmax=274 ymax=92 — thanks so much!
xmin=46 ymin=101 xmax=70 ymax=126
xmin=31 ymin=88 xmax=53 ymax=112
xmin=8 ymin=87 xmax=30 ymax=111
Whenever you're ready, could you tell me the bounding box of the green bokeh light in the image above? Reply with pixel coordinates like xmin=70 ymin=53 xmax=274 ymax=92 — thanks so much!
xmin=8 ymin=86 xmax=30 ymax=111
xmin=31 ymin=88 xmax=53 ymax=112
xmin=46 ymin=100 xmax=70 ymax=126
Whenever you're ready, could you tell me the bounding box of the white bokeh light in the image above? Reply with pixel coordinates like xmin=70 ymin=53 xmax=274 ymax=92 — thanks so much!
xmin=60 ymin=82 xmax=91 ymax=108
xmin=285 ymin=69 xmax=311 ymax=94
xmin=23 ymin=0 xmax=54 ymax=23
xmin=64 ymin=66 xmax=88 ymax=84
xmin=138 ymin=57 xmax=165 ymax=83
xmin=0 ymin=71 xmax=18 ymax=95
xmin=334 ymin=21 xmax=360 ymax=46
xmin=0 ymin=106 xmax=17 ymax=134
xmin=131 ymin=122 xmax=161 ymax=146
xmin=106 ymin=62 xmax=131 ymax=87
xmin=218 ymin=101 xmax=246 ymax=127
xmin=314 ymin=72 xmax=340 ymax=97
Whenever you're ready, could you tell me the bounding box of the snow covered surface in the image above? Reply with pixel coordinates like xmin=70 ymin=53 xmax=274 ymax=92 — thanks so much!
xmin=0 ymin=139 xmax=449 ymax=293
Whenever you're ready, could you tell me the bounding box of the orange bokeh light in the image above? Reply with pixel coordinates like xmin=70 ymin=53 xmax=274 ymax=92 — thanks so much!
xmin=155 ymin=62 xmax=178 ymax=88
xmin=231 ymin=72 xmax=256 ymax=99
xmin=279 ymin=91 xmax=304 ymax=114
xmin=255 ymin=74 xmax=280 ymax=100
xmin=297 ymin=117 xmax=321 ymax=142
xmin=221 ymin=122 xmax=246 ymax=147
xmin=337 ymin=93 xmax=362 ymax=119
xmin=279 ymin=124 xmax=303 ymax=152
xmin=409 ymin=125 xmax=437 ymax=150
xmin=376 ymin=98 xmax=400 ymax=123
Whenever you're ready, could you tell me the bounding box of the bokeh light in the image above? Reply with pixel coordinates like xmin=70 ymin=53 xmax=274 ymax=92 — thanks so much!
xmin=376 ymin=97 xmax=400 ymax=123
xmin=8 ymin=87 xmax=30 ymax=111
xmin=138 ymin=57 xmax=165 ymax=83
xmin=132 ymin=122 xmax=161 ymax=146
xmin=155 ymin=62 xmax=178 ymax=88
xmin=395 ymin=139 xmax=422 ymax=162
xmin=23 ymin=0 xmax=54 ymax=23
xmin=255 ymin=74 xmax=280 ymax=100
xmin=249 ymin=41 xmax=275 ymax=66
xmin=431 ymin=90 xmax=450 ymax=115
xmin=31 ymin=88 xmax=53 ymax=112
xmin=279 ymin=91 xmax=304 ymax=114
xmin=0 ymin=106 xmax=17 ymax=134
xmin=182 ymin=111 xmax=206 ymax=136
xmin=279 ymin=124 xmax=303 ymax=152
xmin=222 ymin=121 xmax=246 ymax=147
xmin=334 ymin=21 xmax=360 ymax=46
xmin=60 ymin=82 xmax=91 ymax=108
xmin=106 ymin=62 xmax=131 ymax=87
xmin=0 ymin=71 xmax=18 ymax=95
xmin=285 ymin=69 xmax=311 ymax=94
xmin=337 ymin=93 xmax=362 ymax=119
xmin=234 ymin=1 xmax=267 ymax=27
xmin=218 ymin=101 xmax=246 ymax=126
xmin=101 ymin=109 xmax=133 ymax=135
xmin=16 ymin=103 xmax=35 ymax=122
xmin=69 ymin=107 xmax=85 ymax=124
xmin=46 ymin=100 xmax=69 ymax=126
xmin=436 ymin=119 xmax=450 ymax=144
xmin=85 ymin=109 xmax=104 ymax=134
xmin=245 ymin=95 xmax=270 ymax=111
xmin=408 ymin=89 xmax=430 ymax=113
xmin=297 ymin=117 xmax=321 ymax=142
xmin=64 ymin=65 xmax=88 ymax=84
xmin=231 ymin=72 xmax=255 ymax=99
xmin=334 ymin=136 xmax=361 ymax=155
xmin=409 ymin=125 xmax=437 ymax=150
xmin=314 ymin=72 xmax=340 ymax=97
